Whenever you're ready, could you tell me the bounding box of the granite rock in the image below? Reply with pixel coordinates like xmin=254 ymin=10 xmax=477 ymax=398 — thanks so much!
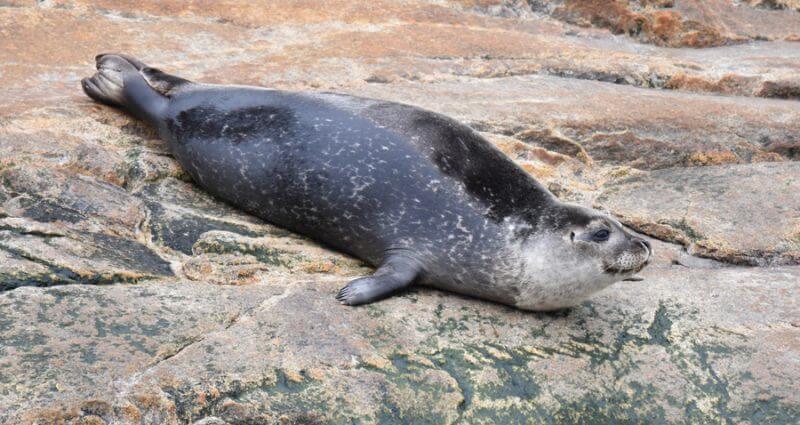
xmin=1 ymin=0 xmax=799 ymax=423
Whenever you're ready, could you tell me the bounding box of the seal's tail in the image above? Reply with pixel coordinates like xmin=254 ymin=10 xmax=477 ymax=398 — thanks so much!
xmin=82 ymin=54 xmax=184 ymax=124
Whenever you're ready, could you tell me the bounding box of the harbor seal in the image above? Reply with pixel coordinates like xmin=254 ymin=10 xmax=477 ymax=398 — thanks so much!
xmin=82 ymin=54 xmax=651 ymax=311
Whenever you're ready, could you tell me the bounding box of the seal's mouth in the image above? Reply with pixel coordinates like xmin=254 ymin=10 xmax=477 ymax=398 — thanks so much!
xmin=605 ymin=260 xmax=648 ymax=276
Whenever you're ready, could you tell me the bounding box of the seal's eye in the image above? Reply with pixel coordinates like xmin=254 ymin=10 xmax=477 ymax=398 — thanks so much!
xmin=592 ymin=229 xmax=610 ymax=242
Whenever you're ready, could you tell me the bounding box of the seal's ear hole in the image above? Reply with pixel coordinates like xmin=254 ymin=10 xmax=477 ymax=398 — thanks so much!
xmin=570 ymin=231 xmax=575 ymax=241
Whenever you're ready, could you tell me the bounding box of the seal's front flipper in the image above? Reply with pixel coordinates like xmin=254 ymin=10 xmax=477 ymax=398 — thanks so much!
xmin=336 ymin=254 xmax=422 ymax=306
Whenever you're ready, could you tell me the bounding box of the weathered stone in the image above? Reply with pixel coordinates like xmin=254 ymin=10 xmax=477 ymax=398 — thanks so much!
xmin=349 ymin=74 xmax=800 ymax=169
xmin=3 ymin=0 xmax=800 ymax=116
xmin=0 ymin=166 xmax=146 ymax=236
xmin=2 ymin=266 xmax=798 ymax=423
xmin=0 ymin=281 xmax=281 ymax=424
xmin=192 ymin=231 xmax=371 ymax=276
xmin=485 ymin=0 xmax=800 ymax=46
xmin=0 ymin=216 xmax=172 ymax=290
xmin=597 ymin=162 xmax=800 ymax=265
xmin=135 ymin=178 xmax=285 ymax=255
xmin=1 ymin=0 xmax=799 ymax=422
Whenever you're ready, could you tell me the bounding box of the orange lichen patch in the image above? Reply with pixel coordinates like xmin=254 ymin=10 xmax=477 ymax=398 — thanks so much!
xmin=538 ymin=0 xmax=737 ymax=47
xmin=665 ymin=72 xmax=760 ymax=97
xmin=493 ymin=136 xmax=573 ymax=167
xmin=0 ymin=8 xmax=239 ymax=67
xmin=20 ymin=406 xmax=84 ymax=425
xmin=674 ymin=23 xmax=732 ymax=48
xmin=515 ymin=128 xmax=592 ymax=164
xmin=664 ymin=73 xmax=719 ymax=92
xmin=651 ymin=10 xmax=683 ymax=41
xmin=182 ymin=256 xmax=268 ymax=286
xmin=756 ymin=80 xmax=800 ymax=100
xmin=284 ymin=369 xmax=306 ymax=383
xmin=751 ymin=151 xmax=785 ymax=163
xmin=786 ymin=221 xmax=800 ymax=244
xmin=113 ymin=403 xmax=143 ymax=424
xmin=687 ymin=151 xmax=742 ymax=166
xmin=194 ymin=389 xmax=208 ymax=407
xmin=305 ymin=368 xmax=327 ymax=381
xmin=519 ymin=162 xmax=557 ymax=181
xmin=526 ymin=147 xmax=573 ymax=166
xmin=299 ymin=261 xmax=338 ymax=274
xmin=691 ymin=239 xmax=747 ymax=264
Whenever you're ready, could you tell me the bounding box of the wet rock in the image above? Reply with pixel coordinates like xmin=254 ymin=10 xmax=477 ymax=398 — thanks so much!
xmin=0 ymin=249 xmax=57 ymax=291
xmin=145 ymin=201 xmax=262 ymax=255
xmin=597 ymin=162 xmax=800 ymax=265
xmin=137 ymin=178 xmax=266 ymax=226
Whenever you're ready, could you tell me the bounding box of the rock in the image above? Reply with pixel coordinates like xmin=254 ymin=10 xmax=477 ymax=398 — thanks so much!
xmin=0 ymin=166 xmax=146 ymax=237
xmin=0 ymin=221 xmax=173 ymax=289
xmin=350 ymin=74 xmax=800 ymax=169
xmin=2 ymin=0 xmax=800 ymax=111
xmin=135 ymin=178 xmax=283 ymax=255
xmin=597 ymin=162 xmax=800 ymax=265
xmin=0 ymin=281 xmax=280 ymax=424
xmin=515 ymin=0 xmax=800 ymax=46
xmin=748 ymin=0 xmax=800 ymax=10
xmin=191 ymin=231 xmax=370 ymax=276
xmin=1 ymin=0 xmax=799 ymax=423
xmin=1 ymin=266 xmax=799 ymax=423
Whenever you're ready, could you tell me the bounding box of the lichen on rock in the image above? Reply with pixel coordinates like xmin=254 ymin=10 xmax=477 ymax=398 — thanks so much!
xmin=1 ymin=0 xmax=799 ymax=423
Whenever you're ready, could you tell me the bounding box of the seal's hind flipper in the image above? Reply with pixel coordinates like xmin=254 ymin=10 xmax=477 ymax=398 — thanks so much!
xmin=81 ymin=54 xmax=141 ymax=107
xmin=140 ymin=67 xmax=193 ymax=96
xmin=82 ymin=54 xmax=168 ymax=124
xmin=83 ymin=54 xmax=193 ymax=108
xmin=336 ymin=254 xmax=422 ymax=306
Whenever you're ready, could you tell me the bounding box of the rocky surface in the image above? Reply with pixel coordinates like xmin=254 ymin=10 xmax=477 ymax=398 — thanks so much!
xmin=1 ymin=1 xmax=799 ymax=424
xmin=597 ymin=162 xmax=800 ymax=266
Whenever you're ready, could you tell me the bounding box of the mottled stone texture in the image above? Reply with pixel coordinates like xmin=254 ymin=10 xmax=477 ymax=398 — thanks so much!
xmin=0 ymin=1 xmax=798 ymax=424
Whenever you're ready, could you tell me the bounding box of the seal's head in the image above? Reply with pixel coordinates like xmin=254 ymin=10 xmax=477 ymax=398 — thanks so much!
xmin=564 ymin=206 xmax=651 ymax=277
xmin=511 ymin=203 xmax=651 ymax=311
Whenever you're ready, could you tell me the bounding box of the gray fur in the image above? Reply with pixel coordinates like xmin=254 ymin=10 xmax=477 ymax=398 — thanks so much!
xmin=82 ymin=54 xmax=652 ymax=310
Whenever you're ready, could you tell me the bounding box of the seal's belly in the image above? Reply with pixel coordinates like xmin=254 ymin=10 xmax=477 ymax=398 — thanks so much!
xmin=160 ymin=89 xmax=476 ymax=264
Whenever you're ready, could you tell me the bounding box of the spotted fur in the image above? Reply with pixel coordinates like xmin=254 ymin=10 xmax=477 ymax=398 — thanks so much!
xmin=82 ymin=54 xmax=651 ymax=311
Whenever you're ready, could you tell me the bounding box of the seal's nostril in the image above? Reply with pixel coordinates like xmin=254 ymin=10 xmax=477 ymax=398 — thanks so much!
xmin=639 ymin=239 xmax=653 ymax=254
xmin=635 ymin=238 xmax=651 ymax=255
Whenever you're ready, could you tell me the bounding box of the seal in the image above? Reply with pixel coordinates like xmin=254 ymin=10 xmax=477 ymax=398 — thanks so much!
xmin=82 ymin=54 xmax=651 ymax=310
